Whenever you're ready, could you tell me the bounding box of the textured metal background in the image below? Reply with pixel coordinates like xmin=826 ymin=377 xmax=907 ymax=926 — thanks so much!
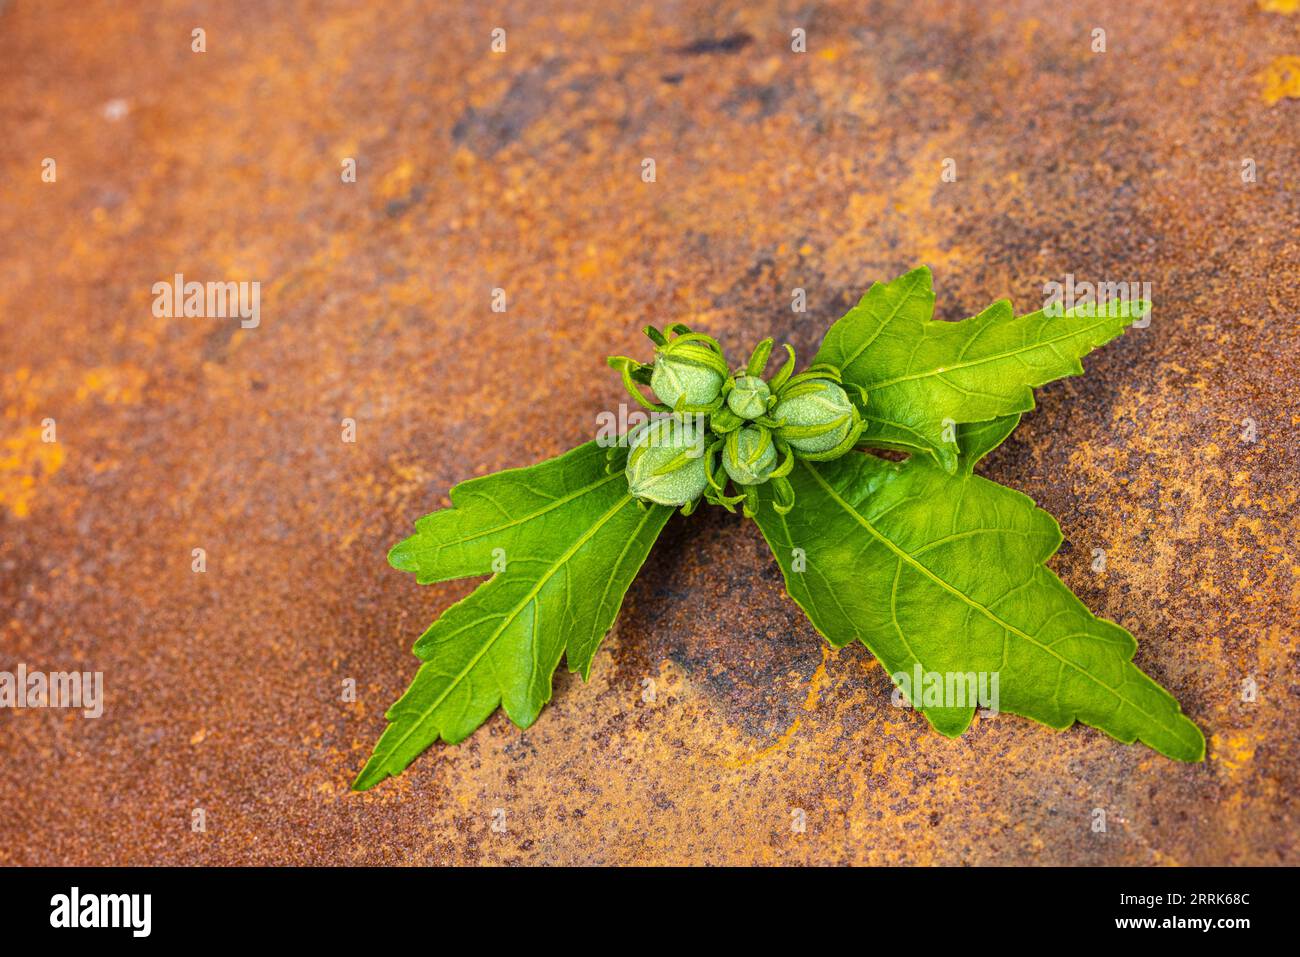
xmin=1 ymin=0 xmax=1296 ymax=864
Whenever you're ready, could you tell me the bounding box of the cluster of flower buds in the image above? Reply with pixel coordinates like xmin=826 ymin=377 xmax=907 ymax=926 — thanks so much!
xmin=607 ymin=325 xmax=865 ymax=516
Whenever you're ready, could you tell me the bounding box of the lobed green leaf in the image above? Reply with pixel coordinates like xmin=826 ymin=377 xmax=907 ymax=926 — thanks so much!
xmin=753 ymin=453 xmax=1203 ymax=761
xmin=355 ymin=442 xmax=672 ymax=790
xmin=816 ymin=267 xmax=1146 ymax=472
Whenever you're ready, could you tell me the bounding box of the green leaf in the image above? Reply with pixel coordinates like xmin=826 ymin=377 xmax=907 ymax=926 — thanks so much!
xmin=955 ymin=413 xmax=1021 ymax=474
xmin=354 ymin=442 xmax=672 ymax=790
xmin=815 ymin=267 xmax=1145 ymax=473
xmin=752 ymin=453 xmax=1204 ymax=761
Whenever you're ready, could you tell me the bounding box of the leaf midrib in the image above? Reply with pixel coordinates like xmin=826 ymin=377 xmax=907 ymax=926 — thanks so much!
xmin=863 ymin=316 xmax=1119 ymax=390
xmin=425 ymin=470 xmax=624 ymax=550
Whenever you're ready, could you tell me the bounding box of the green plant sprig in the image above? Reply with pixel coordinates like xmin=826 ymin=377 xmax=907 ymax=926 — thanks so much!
xmin=354 ymin=266 xmax=1201 ymax=792
xmin=612 ymin=329 xmax=866 ymax=519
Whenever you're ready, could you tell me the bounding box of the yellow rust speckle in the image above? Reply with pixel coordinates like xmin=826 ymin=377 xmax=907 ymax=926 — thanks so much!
xmin=1260 ymin=56 xmax=1300 ymax=104
xmin=1210 ymin=731 xmax=1264 ymax=781
xmin=0 ymin=427 xmax=64 ymax=519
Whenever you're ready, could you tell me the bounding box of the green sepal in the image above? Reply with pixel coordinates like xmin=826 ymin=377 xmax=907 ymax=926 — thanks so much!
xmin=746 ymin=337 xmax=775 ymax=376
xmin=789 ymin=416 xmax=865 ymax=462
xmin=767 ymin=344 xmax=798 ymax=392
xmin=607 ymin=355 xmax=666 ymax=412
xmin=709 ymin=406 xmax=745 ymax=433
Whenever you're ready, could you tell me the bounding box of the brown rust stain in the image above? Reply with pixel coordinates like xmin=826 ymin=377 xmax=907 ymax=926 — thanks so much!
xmin=0 ymin=0 xmax=1297 ymax=865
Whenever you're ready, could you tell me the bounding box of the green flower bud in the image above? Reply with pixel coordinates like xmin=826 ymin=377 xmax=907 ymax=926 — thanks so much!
xmin=726 ymin=375 xmax=771 ymax=420
xmin=625 ymin=415 xmax=709 ymax=506
xmin=643 ymin=329 xmax=728 ymax=411
xmin=774 ymin=380 xmax=861 ymax=457
xmin=722 ymin=426 xmax=777 ymax=486
xmin=651 ymin=353 xmax=724 ymax=411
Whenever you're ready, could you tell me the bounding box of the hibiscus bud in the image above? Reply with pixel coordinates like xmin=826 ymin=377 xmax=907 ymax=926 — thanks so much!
xmin=648 ymin=329 xmax=728 ymax=411
xmin=625 ymin=415 xmax=709 ymax=506
xmin=721 ymin=425 xmax=778 ymax=486
xmin=726 ymin=374 xmax=772 ymax=420
xmin=773 ymin=379 xmax=862 ymax=458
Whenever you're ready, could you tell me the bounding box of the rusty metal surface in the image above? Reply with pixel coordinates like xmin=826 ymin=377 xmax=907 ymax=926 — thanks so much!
xmin=1 ymin=0 xmax=1297 ymax=865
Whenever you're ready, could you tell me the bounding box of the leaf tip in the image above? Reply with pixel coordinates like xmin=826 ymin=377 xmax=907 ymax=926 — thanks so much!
xmin=387 ymin=537 xmax=418 ymax=572
xmin=350 ymin=762 xmax=388 ymax=792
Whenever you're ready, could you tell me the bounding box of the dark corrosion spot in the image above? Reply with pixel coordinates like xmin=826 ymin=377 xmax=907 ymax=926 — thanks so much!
xmin=451 ymin=59 xmax=565 ymax=157
xmin=674 ymin=32 xmax=753 ymax=56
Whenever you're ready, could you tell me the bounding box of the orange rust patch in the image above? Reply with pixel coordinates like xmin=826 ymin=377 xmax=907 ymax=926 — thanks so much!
xmin=0 ymin=0 xmax=1296 ymax=867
